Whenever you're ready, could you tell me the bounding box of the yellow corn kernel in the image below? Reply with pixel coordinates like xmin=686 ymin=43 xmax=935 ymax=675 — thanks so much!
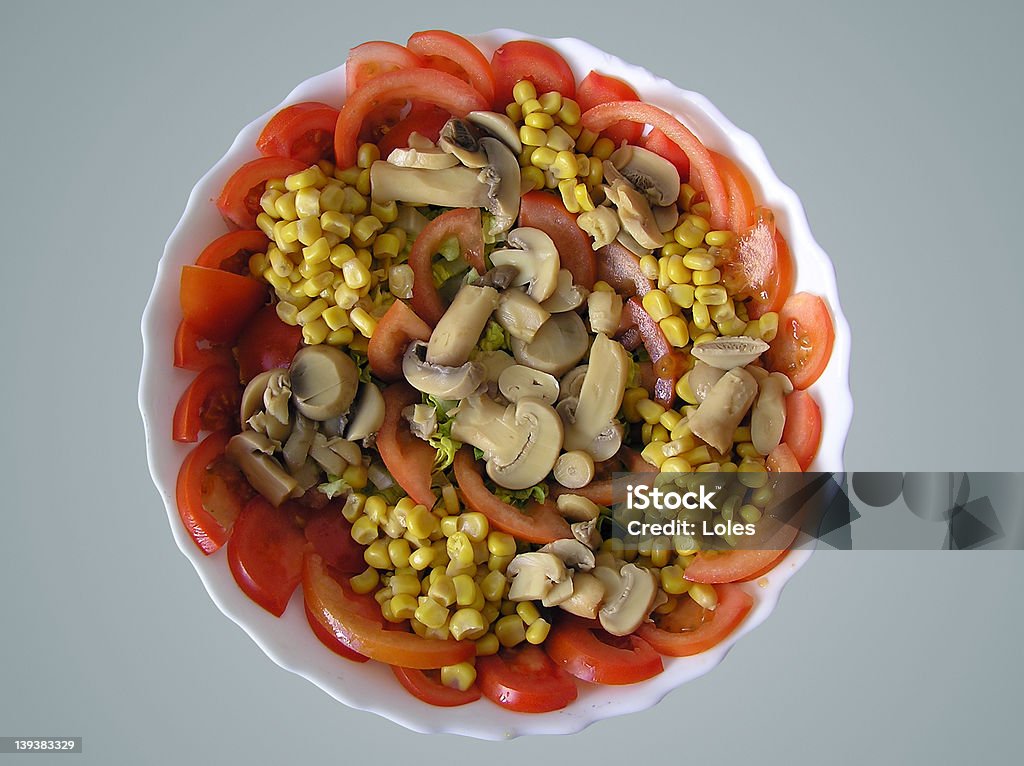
xmin=705 ymin=230 xmax=735 ymax=247
xmin=320 ymin=210 xmax=352 ymax=239
xmin=521 ymin=96 xmax=543 ymax=115
xmin=453 ymin=512 xmax=487 ymax=543
xmin=385 ymin=593 xmax=415 ymax=620
xmin=480 ymin=569 xmax=508 ymax=603
xmin=448 ymin=608 xmax=487 ymax=641
xmin=342 ymin=462 xmax=368 ymax=489
xmin=692 ymin=300 xmax=712 ymax=330
xmin=659 ymin=409 xmax=683 ymax=431
xmin=525 ymin=618 xmax=551 ymax=645
xmin=327 ymin=327 xmax=354 ymax=346
xmin=591 ymin=137 xmax=616 ymax=161
xmin=439 ymin=661 xmax=477 ymax=692
xmin=635 ymin=400 xmax=666 ymax=428
xmin=447 ymin=531 xmax=475 ymax=567
xmin=332 ymin=285 xmax=359 ymax=311
xmin=660 ymin=564 xmax=690 ymax=595
xmin=388 ymin=572 xmax=419 ymax=598
xmin=711 ymin=301 xmax=736 ymax=324
xmin=318 ymin=182 xmax=345 ymax=212
xmin=352 ymin=215 xmax=383 ymax=243
xmin=439 ymin=515 xmax=459 ymax=538
xmin=350 ymin=307 xmax=377 ymax=338
xmin=568 ymin=182 xmax=592 ymax=212
xmin=557 ymin=97 xmax=581 ymax=125
xmin=662 ymin=285 xmax=692 ymax=312
xmin=340 ymin=186 xmax=367 ymax=215
xmin=488 ymin=553 xmax=514 ymax=572
xmin=336 ymin=164 xmax=361 ymax=183
xmin=408 ymin=546 xmax=436 ymax=571
xmin=248 ymin=251 xmax=269 ymax=278
xmin=388 ymin=540 xmax=413 ymax=571
xmin=516 ymin=602 xmax=541 ymax=626
xmin=260 ymin=188 xmax=283 ymax=217
xmin=530 ymin=146 xmax=558 ymax=169
xmin=505 ymin=100 xmax=523 ymax=121
xmin=272 ymin=191 xmax=298 ymax=221
xmin=736 ymin=442 xmax=760 ymax=461
xmin=357 ymin=142 xmax=380 ymax=169
xmin=298 ymin=255 xmax=330 ymax=280
xmin=520 ymin=125 xmax=547 ymax=147
xmin=519 ymin=165 xmax=545 ymax=192
xmin=342 ymin=259 xmax=371 ymax=290
xmin=485 ymin=533 xmax=516 ymax=560
xmin=296 ymin=216 xmax=322 ymax=247
xmin=641 ymin=289 xmax=675 ymax=322
xmin=525 ymin=111 xmax=554 ymax=130
xmin=740 ymin=504 xmax=762 ymax=524
xmin=636 ymin=254 xmax=659 ymax=281
xmin=544 ymin=124 xmax=574 ymax=151
xmin=415 ymin=597 xmax=450 ymax=629
xmin=718 ymin=316 xmax=748 ymax=336
xmin=575 ymin=127 xmax=598 ymax=153
xmin=295 ymin=186 xmax=321 ymax=219
xmin=295 ymin=298 xmax=327 ymax=326
xmin=265 ymin=177 xmax=287 ymax=192
xmin=660 ymin=456 xmax=693 ymax=474
xmin=737 ymin=461 xmax=769 ymax=488
xmin=691 ymin=200 xmax=712 ymax=219
xmin=622 ymin=387 xmax=650 ymax=423
xmin=680 ymin=249 xmax=713 ymax=271
xmin=695 ymin=331 xmax=719 ymax=345
xmin=453 ymin=574 xmax=478 ymax=607
xmin=695 ymin=285 xmax=728 ymax=306
xmin=758 ymin=312 xmax=779 ymax=341
xmin=428 ymin=574 xmax=457 ymax=607
xmin=673 ymin=221 xmax=703 ymax=249
xmin=689 ymin=583 xmax=718 ymax=611
xmin=302 ymin=236 xmax=331 ymax=266
xmin=693 ymin=267 xmax=722 ymax=286
xmin=364 ymin=496 xmax=388 ymax=524
xmin=406 ymin=505 xmax=437 ymax=539
xmin=267 ymin=248 xmax=293 ymax=279
xmin=683 ymin=445 xmax=713 ymax=466
xmin=474 ymin=633 xmax=499 ymax=657
xmin=641 ymin=441 xmax=668 ymax=468
xmin=495 ymin=615 xmax=527 ymax=648
xmin=363 ymin=538 xmax=392 ymax=570
xmin=340 ymin=493 xmax=366 ymax=524
xmin=285 ymin=165 xmax=326 ymax=192
xmin=663 ymin=254 xmax=690 ymax=285
xmin=275 ymin=301 xmax=299 ymax=326
xmin=551 ymin=150 xmax=578 ymax=179
xmin=671 ymin=418 xmax=694 ymax=441
xmin=349 ymin=567 xmax=380 ymax=595
xmin=513 ymin=79 xmax=537 ymax=104
xmin=532 ymin=89 xmax=561 ymax=114
xmin=557 ymin=178 xmax=582 ymax=213
xmin=660 ymin=316 xmax=690 ymax=348
xmin=318 ymin=306 xmax=347 ymax=333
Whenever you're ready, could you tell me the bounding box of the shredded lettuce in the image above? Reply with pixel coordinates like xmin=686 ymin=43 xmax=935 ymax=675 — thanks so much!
xmin=318 ymin=474 xmax=351 ymax=499
xmin=495 ymin=482 xmax=549 ymax=508
xmin=437 ymin=235 xmax=461 ymax=262
xmin=476 ymin=320 xmax=510 ymax=354
xmin=628 ymin=357 xmax=642 ymax=388
xmin=424 ymin=394 xmax=462 ymax=471
xmin=349 ymin=349 xmax=373 ymax=384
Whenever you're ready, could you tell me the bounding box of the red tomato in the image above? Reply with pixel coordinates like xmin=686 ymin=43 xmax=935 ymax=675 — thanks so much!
xmin=408 ymin=207 xmax=485 ymax=325
xmin=391 ymin=666 xmax=481 ymax=707
xmin=346 ymin=41 xmax=423 ymax=94
xmin=367 ymin=299 xmax=432 ymax=381
xmin=176 ymin=431 xmax=243 ymax=554
xmin=576 ymin=71 xmax=643 ymax=147
xmin=304 ymin=553 xmax=474 ymax=668
xmin=305 ymin=605 xmax=369 ymax=663
xmin=710 ymin=151 xmax=756 ymax=235
xmin=452 ymin=449 xmax=571 ymax=544
xmin=228 ymin=497 xmax=307 ymax=617
xmin=303 ymin=505 xmax=366 ymax=575
xmin=623 ymin=297 xmax=681 ymax=408
xmin=596 ymin=241 xmax=653 ymax=297
xmin=643 ymin=128 xmax=690 ymax=180
xmin=782 ymin=390 xmax=822 ymax=470
xmin=581 ymin=101 xmax=728 ymax=230
xmin=194 ymin=230 xmax=268 ymax=273
xmin=234 ymin=304 xmax=303 ymax=383
xmin=477 ymin=645 xmax=578 ymax=713
xmin=376 ymin=383 xmax=438 ymax=509
xmin=216 ymin=156 xmax=309 ymax=229
xmin=518 ymin=191 xmax=596 ymax=288
xmin=172 ymin=365 xmax=241 ymax=443
xmin=376 ymin=105 xmax=451 ymax=158
xmin=334 ymin=68 xmax=488 ymax=168
xmin=767 ymin=442 xmax=802 ymax=473
xmin=490 ymin=40 xmax=576 ymax=108
xmin=720 ymin=212 xmax=794 ymax=320
xmin=173 ymin=320 xmax=234 ymax=372
xmin=736 ymin=548 xmax=791 ymax=582
xmin=546 ymin=617 xmax=663 ymax=685
xmin=257 ymin=103 xmax=340 ymax=164
xmin=407 ymin=30 xmax=495 ymax=105
xmin=180 ymin=265 xmax=267 ymax=344
xmin=765 ymin=293 xmax=835 ymax=390
xmin=637 ymin=585 xmax=753 ymax=656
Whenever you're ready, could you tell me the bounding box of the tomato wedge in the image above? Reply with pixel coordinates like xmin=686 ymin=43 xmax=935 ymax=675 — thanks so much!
xmin=452 ymin=449 xmax=571 ymax=544
xmin=173 ymin=320 xmax=234 ymax=372
xmin=765 ymin=293 xmax=835 ymax=390
xmin=623 ymin=298 xmax=681 ymax=408
xmin=576 ymin=71 xmax=643 ymax=147
xmin=367 ymin=299 xmax=432 ymax=380
xmin=643 ymin=128 xmax=690 ymax=180
xmin=195 ymin=230 xmax=268 ymax=273
xmin=335 ymin=68 xmax=489 ymax=168
xmin=782 ymin=390 xmax=822 ymax=470
xmin=227 ymin=497 xmax=307 ymax=617
xmin=306 ymin=605 xmax=369 ymax=663
xmin=490 ymin=40 xmax=576 ymax=108
xmin=304 ymin=553 xmax=474 ymax=668
xmin=407 ymin=30 xmax=495 ymax=105
xmin=767 ymin=442 xmax=802 ymax=473
xmin=216 ymin=156 xmax=309 ymax=229
xmin=518 ymin=191 xmax=596 ymax=288
xmin=477 ymin=645 xmax=578 ymax=713
xmin=581 ymin=101 xmax=728 ymax=230
xmin=391 ymin=666 xmax=481 ymax=707
xmin=596 ymin=241 xmax=653 ymax=297
xmin=346 ymin=41 xmax=423 ymax=94
xmin=172 ymin=364 xmax=241 ymax=443
xmin=546 ymin=617 xmax=663 ymax=685
xmin=710 ymin=151 xmax=756 ymax=235
xmin=176 ymin=431 xmax=242 ymax=554
xmin=234 ymin=304 xmax=303 ymax=383
xmin=180 ymin=265 xmax=267 ymax=344
xmin=637 ymin=585 xmax=753 ymax=656
xmin=257 ymin=103 xmax=340 ymax=164
xmin=720 ymin=211 xmax=794 ymax=320
xmin=408 ymin=207 xmax=485 ymax=325
xmin=377 ymin=383 xmax=438 ymax=509
xmin=303 ymin=505 xmax=366 ymax=575
xmin=376 ymin=105 xmax=451 ymax=158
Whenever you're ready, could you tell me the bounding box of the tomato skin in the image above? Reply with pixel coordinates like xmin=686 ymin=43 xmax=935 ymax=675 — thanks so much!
xmin=596 ymin=241 xmax=653 ymax=298
xmin=518 ymin=191 xmax=596 ymax=288
xmin=172 ymin=364 xmax=241 ymax=443
xmin=452 ymin=449 xmax=571 ymax=544
xmin=376 ymin=105 xmax=451 ymax=158
xmin=782 ymin=390 xmax=822 ymax=470
xmin=623 ymin=298 xmax=679 ymax=408
xmin=234 ymin=304 xmax=303 ymax=384
xmin=643 ymin=128 xmax=690 ymax=180
xmin=335 ymin=68 xmax=489 ymax=168
xmin=227 ymin=497 xmax=307 ymax=617
xmin=216 ymin=156 xmax=309 ymax=229
xmin=303 ymin=505 xmax=366 ymax=575
xmin=477 ymin=645 xmax=578 ymax=713
xmin=408 ymin=207 xmax=485 ymax=325
xmin=765 ymin=293 xmax=835 ymax=390
xmin=490 ymin=40 xmax=576 ymax=108
xmin=195 ymin=230 xmax=268 ymax=273
xmin=767 ymin=442 xmax=802 ymax=473
xmin=179 ymin=265 xmax=267 ymax=344
xmin=546 ymin=617 xmax=663 ymax=685
xmin=710 ymin=151 xmax=756 ymax=235
xmin=256 ymin=103 xmax=330 ymax=153
xmin=176 ymin=431 xmax=239 ymax=554
xmin=576 ymin=71 xmax=643 ymax=147
xmin=637 ymin=585 xmax=753 ymax=656
xmin=391 ymin=666 xmax=481 ymax=707
xmin=377 ymin=383 xmax=438 ymax=509
xmin=346 ymin=41 xmax=423 ymax=94
xmin=367 ymin=299 xmax=432 ymax=381
xmin=721 ymin=213 xmax=794 ymax=320
xmin=407 ymin=30 xmax=495 ymax=105
xmin=305 ymin=605 xmax=370 ymax=663
xmin=257 ymin=104 xmax=340 ymax=164
xmin=173 ymin=320 xmax=234 ymax=372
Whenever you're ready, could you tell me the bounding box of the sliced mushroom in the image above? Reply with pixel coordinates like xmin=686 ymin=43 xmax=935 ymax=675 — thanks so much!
xmin=494 ymin=288 xmax=551 ymax=343
xmin=751 ymin=372 xmax=794 ymax=456
xmin=406 ymin=131 xmax=436 ymax=151
xmin=562 ymin=333 xmax=630 ymax=460
xmin=467 ymin=110 xmax=523 ymax=153
xmin=451 ymin=394 xmax=563 ymax=490
xmin=558 ymin=365 xmax=589 ymax=402
xmin=393 ymin=205 xmax=431 ymax=238
xmin=369 ymin=161 xmax=489 ymax=207
xmin=595 ymin=563 xmax=659 ymax=636
xmin=309 ymin=434 xmax=361 ymax=477
xmin=609 ymin=144 xmax=681 ymax=207
xmin=653 ymin=204 xmax=679 ymax=233
xmin=506 ymin=552 xmax=568 ymax=601
xmin=479 ymin=136 xmax=520 ymax=237
xmin=509 ymin=311 xmax=589 ymax=377
xmin=226 ymin=430 xmax=297 ymax=506
xmin=556 ymin=493 xmax=602 ymax=522
xmin=691 ymin=336 xmax=770 ymax=370
xmin=688 ymin=361 xmax=726 ymax=403
xmin=403 ymin=403 xmax=438 ymax=441
xmin=587 ymin=290 xmax=623 ymax=335
xmin=604 ymin=170 xmax=667 ymax=249
xmin=291 ymin=457 xmax=322 ymax=495
xmin=290 ymin=345 xmax=359 ymax=421
xmin=540 ymin=269 xmax=588 ymax=313
xmin=541 ymin=577 xmax=574 ymax=608
xmin=559 ymin=572 xmax=605 ymax=619
xmin=403 ymin=341 xmax=484 ymax=399
xmin=538 ymin=539 xmax=596 ymax=571
xmin=489 ymin=227 xmax=560 ymax=302
xmin=475 ymin=350 xmax=516 ymax=384
xmin=426 ymin=284 xmax=499 ymax=367
xmin=553 ymin=450 xmax=596 ymax=489
xmin=241 ymin=369 xmax=292 ymax=443
xmin=282 ymin=412 xmax=317 ymax=473
xmin=687 ymin=367 xmax=759 ymax=453
xmin=614 ymin=227 xmax=653 ymax=256
xmin=344 ymin=382 xmax=385 ymax=442
xmin=498 ymin=365 xmax=559 ymax=405
xmin=386 ymin=146 xmax=459 ymax=170
xmin=577 ymin=206 xmax=620 ymax=250
xmin=571 ymin=518 xmax=602 ymax=549
xmin=438 ymin=117 xmax=488 ymax=168
xmin=476 ymin=264 xmax=519 ymax=289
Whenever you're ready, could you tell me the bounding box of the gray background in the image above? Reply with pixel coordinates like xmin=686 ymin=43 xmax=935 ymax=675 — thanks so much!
xmin=2 ymin=0 xmax=1021 ymax=763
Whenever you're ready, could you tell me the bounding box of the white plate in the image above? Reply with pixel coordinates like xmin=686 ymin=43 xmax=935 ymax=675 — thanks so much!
xmin=140 ymin=29 xmax=853 ymax=739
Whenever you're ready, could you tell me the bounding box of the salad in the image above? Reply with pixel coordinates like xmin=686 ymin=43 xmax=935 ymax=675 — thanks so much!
xmin=170 ymin=31 xmax=835 ymax=713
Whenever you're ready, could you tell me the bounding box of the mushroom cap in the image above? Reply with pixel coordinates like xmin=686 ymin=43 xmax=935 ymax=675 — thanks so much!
xmin=467 ymin=110 xmax=523 ymax=153
xmin=497 ymin=364 xmax=560 ymax=405
xmin=386 ymin=146 xmax=459 ymax=170
xmin=290 ymin=345 xmax=359 ymax=421
xmin=609 ymin=144 xmax=681 ymax=207
xmin=558 ymin=365 xmax=589 ymax=402
xmin=597 ymin=563 xmax=659 ymax=636
xmin=438 ymin=117 xmax=487 ymax=168
xmin=226 ymin=430 xmax=298 ymax=507
xmin=344 ymin=382 xmax=385 ymax=442
xmin=558 ymin=571 xmax=605 ymax=619
xmin=605 ymin=175 xmax=667 ymax=250
xmin=402 ymin=340 xmax=485 ymax=400
xmin=691 ymin=335 xmax=770 ymax=370
xmin=688 ymin=360 xmax=727 ymax=403
xmin=489 ymin=227 xmax=560 ymax=303
xmin=494 ymin=288 xmax=551 ymax=343
xmin=479 ymin=137 xmax=521 ymax=237
xmin=687 ymin=367 xmax=759 ymax=454
xmin=426 ymin=283 xmax=499 ymax=367
xmin=540 ymin=269 xmax=589 ymax=313
xmin=506 ymin=552 xmax=569 ymax=601
xmin=510 ymin=311 xmax=589 ymax=377
xmin=562 ymin=333 xmax=629 ymax=458
xmin=538 ymin=538 xmax=596 ymax=571
xmin=553 ymin=450 xmax=596 ymax=489
xmin=486 ymin=397 xmax=564 ymax=490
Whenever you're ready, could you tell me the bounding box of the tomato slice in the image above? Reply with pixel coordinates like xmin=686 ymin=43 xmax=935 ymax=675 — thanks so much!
xmin=490 ymin=40 xmax=576 ymax=108
xmin=173 ymin=320 xmax=235 ymax=372
xmin=176 ymin=431 xmax=242 ymax=554
xmin=518 ymin=191 xmax=596 ymax=288
xmin=305 ymin=605 xmax=370 ymax=663
xmin=228 ymin=497 xmax=307 ymax=617
xmin=257 ymin=103 xmax=340 ymax=164
xmin=195 ymin=230 xmax=268 ymax=273
xmin=377 ymin=104 xmax=451 ymax=158
xmin=546 ymin=617 xmax=663 ymax=685
xmin=623 ymin=298 xmax=681 ymax=408
xmin=576 ymin=71 xmax=643 ymax=147
xmin=377 ymin=383 xmax=438 ymax=509
xmin=391 ymin=666 xmax=481 ymax=707
xmin=216 ymin=156 xmax=309 ymax=230
xmin=765 ymin=293 xmax=835 ymax=390
xmin=596 ymin=241 xmax=653 ymax=298
xmin=346 ymin=41 xmax=423 ymax=93
xmin=581 ymin=101 xmax=728 ymax=231
xmin=303 ymin=504 xmax=366 ymax=575
xmin=407 ymin=30 xmax=495 ymax=105
xmin=368 ymin=299 xmax=432 ymax=381
xmin=710 ymin=151 xmax=756 ymax=235
xmin=766 ymin=442 xmax=802 ymax=473
xmin=642 ymin=128 xmax=690 ymax=180
xmin=304 ymin=553 xmax=474 ymax=668
xmin=172 ymin=364 xmax=241 ymax=443
xmin=180 ymin=265 xmax=267 ymax=344
xmin=452 ymin=449 xmax=571 ymax=544
xmin=780 ymin=389 xmax=822 ymax=470
xmin=408 ymin=207 xmax=485 ymax=325
xmin=477 ymin=645 xmax=578 ymax=713
xmin=720 ymin=212 xmax=794 ymax=320
xmin=636 ymin=585 xmax=753 ymax=656
xmin=335 ymin=68 xmax=489 ymax=168
xmin=234 ymin=304 xmax=303 ymax=383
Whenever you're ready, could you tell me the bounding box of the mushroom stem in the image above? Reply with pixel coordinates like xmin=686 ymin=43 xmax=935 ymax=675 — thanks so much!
xmin=426 ymin=284 xmax=499 ymax=367
xmin=369 ymin=161 xmax=489 ymax=208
